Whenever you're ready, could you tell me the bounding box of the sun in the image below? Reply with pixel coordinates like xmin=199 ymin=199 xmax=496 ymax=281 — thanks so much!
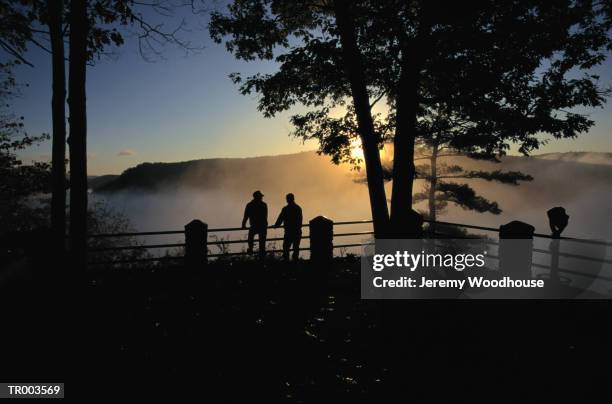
xmin=350 ymin=138 xmax=365 ymax=161
xmin=349 ymin=138 xmax=386 ymax=163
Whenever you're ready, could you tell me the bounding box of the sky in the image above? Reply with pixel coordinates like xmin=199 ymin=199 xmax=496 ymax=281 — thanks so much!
xmin=8 ymin=5 xmax=612 ymax=176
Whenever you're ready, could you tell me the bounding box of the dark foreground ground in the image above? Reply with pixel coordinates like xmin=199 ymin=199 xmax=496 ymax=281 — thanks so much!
xmin=2 ymin=257 xmax=612 ymax=402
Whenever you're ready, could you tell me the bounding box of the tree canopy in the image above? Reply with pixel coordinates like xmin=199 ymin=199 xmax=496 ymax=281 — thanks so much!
xmin=210 ymin=0 xmax=612 ymax=235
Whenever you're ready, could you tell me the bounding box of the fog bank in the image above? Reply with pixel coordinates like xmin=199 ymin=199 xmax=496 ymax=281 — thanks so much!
xmin=93 ymin=151 xmax=612 ymax=241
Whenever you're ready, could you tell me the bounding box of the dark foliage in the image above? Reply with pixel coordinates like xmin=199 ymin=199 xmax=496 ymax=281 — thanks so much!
xmin=210 ymin=0 xmax=612 ymax=233
xmin=0 ymin=63 xmax=51 ymax=233
xmin=434 ymin=182 xmax=501 ymax=214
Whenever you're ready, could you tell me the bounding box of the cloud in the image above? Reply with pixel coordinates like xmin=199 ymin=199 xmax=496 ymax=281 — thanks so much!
xmin=117 ymin=149 xmax=136 ymax=157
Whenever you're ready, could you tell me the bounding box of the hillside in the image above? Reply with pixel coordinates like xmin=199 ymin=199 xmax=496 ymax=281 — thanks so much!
xmin=94 ymin=152 xmax=370 ymax=202
xmin=88 ymin=175 xmax=119 ymax=190
xmin=94 ymin=151 xmax=612 ymax=208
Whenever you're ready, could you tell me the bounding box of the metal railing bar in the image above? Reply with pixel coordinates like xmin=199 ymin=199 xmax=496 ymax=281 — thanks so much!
xmin=432 ymin=221 xmax=612 ymax=246
xmin=475 ymin=254 xmax=612 ymax=282
xmin=209 ymin=243 xmax=377 ymax=258
xmin=425 ymin=220 xmax=497 ymax=233
xmin=208 ymin=236 xmax=310 ymax=245
xmin=208 ymin=247 xmax=311 ymax=258
xmin=208 ymin=224 xmax=310 ymax=232
xmin=552 ymin=238 xmax=612 ymax=247
xmin=89 ymin=243 xmax=185 ymax=252
xmin=431 ymin=233 xmax=491 ymax=240
xmin=88 ymin=255 xmax=184 ymax=265
xmin=533 ymin=248 xmax=612 ymax=264
xmin=334 ymin=243 xmax=372 ymax=248
xmin=87 ymin=239 xmax=610 ymax=266
xmin=334 ymin=231 xmax=375 ymax=237
xmin=86 ymin=230 xmax=184 ymax=238
xmin=209 ymin=219 xmax=373 ymax=232
xmin=79 ymin=218 xmax=611 ymax=248
xmin=334 ymin=220 xmax=374 ymax=226
xmin=209 ymin=226 xmax=257 ymax=232
xmin=531 ymin=263 xmax=612 ymax=282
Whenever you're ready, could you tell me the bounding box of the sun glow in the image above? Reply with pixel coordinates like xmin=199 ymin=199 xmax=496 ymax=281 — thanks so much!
xmin=349 ymin=138 xmax=387 ymax=164
xmin=350 ymin=138 xmax=365 ymax=161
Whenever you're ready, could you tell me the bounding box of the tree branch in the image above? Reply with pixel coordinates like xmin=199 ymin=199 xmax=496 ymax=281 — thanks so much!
xmin=369 ymin=90 xmax=386 ymax=109
xmin=0 ymin=39 xmax=33 ymax=67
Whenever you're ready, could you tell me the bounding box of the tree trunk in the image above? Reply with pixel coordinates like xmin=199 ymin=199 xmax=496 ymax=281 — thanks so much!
xmin=333 ymin=0 xmax=390 ymax=237
xmin=48 ymin=0 xmax=66 ymax=256
xmin=389 ymin=60 xmax=420 ymax=236
xmin=428 ymin=142 xmax=438 ymax=236
xmin=68 ymin=0 xmax=88 ymax=268
xmin=389 ymin=3 xmax=432 ymax=238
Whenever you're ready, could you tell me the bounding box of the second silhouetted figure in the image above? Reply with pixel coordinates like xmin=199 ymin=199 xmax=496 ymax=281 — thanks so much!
xmin=242 ymin=190 xmax=268 ymax=258
xmin=275 ymin=193 xmax=303 ymax=261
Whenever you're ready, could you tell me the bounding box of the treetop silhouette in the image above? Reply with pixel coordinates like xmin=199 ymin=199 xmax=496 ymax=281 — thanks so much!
xmin=210 ymin=0 xmax=612 ymax=237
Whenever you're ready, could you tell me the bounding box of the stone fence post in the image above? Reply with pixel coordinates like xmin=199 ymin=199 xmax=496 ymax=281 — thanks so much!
xmin=309 ymin=216 xmax=333 ymax=263
xmin=499 ymin=220 xmax=534 ymax=279
xmin=185 ymin=220 xmax=208 ymax=269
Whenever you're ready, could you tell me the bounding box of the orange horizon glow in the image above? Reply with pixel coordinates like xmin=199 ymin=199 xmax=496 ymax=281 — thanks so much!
xmin=350 ymin=138 xmax=389 ymax=165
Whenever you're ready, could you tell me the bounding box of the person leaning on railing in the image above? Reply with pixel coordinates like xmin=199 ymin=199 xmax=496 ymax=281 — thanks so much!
xmin=274 ymin=193 xmax=303 ymax=261
xmin=241 ymin=190 xmax=268 ymax=258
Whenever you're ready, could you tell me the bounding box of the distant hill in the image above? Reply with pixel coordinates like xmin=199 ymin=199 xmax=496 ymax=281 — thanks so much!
xmin=93 ymin=151 xmax=357 ymax=195
xmin=533 ymin=151 xmax=612 ymax=166
xmin=88 ymin=175 xmax=119 ymax=190
xmin=95 ymin=151 xmax=612 ymax=194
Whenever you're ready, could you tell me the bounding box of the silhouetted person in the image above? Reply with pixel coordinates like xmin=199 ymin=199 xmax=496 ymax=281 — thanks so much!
xmin=242 ymin=190 xmax=268 ymax=258
xmin=275 ymin=193 xmax=303 ymax=260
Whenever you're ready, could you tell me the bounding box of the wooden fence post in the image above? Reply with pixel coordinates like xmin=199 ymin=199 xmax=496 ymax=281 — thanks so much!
xmin=499 ymin=220 xmax=535 ymax=279
xmin=309 ymin=216 xmax=333 ymax=263
xmin=185 ymin=220 xmax=208 ymax=269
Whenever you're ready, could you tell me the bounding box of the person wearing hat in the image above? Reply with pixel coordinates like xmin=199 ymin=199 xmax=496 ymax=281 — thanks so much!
xmin=242 ymin=190 xmax=268 ymax=258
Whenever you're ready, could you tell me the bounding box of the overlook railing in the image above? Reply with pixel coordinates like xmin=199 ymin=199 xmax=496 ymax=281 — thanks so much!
xmin=87 ymin=217 xmax=375 ymax=265
xmin=87 ymin=214 xmax=611 ymax=285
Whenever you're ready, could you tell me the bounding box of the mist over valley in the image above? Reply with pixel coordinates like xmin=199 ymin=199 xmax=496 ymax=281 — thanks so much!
xmin=90 ymin=151 xmax=612 ymax=241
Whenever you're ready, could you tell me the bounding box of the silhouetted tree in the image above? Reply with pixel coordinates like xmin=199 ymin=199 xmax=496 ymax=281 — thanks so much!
xmin=47 ymin=0 xmax=67 ymax=255
xmin=411 ymin=106 xmax=533 ymax=234
xmin=210 ymin=0 xmax=612 ymax=237
xmin=68 ymin=0 xmax=88 ymax=268
xmin=0 ymin=0 xmax=124 ymax=259
xmin=4 ymin=0 xmax=201 ymax=266
xmin=355 ymin=108 xmax=533 ymax=233
xmin=210 ymin=0 xmax=391 ymax=235
xmin=0 ymin=63 xmax=51 ymax=234
xmin=331 ymin=0 xmax=390 ymax=236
